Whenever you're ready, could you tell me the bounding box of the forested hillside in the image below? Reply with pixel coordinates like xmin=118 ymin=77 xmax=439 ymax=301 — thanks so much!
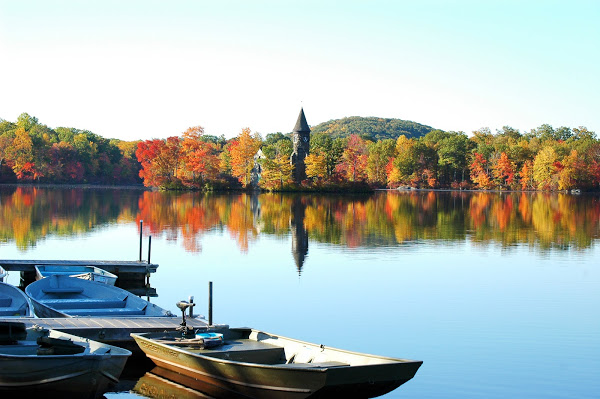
xmin=310 ymin=116 xmax=434 ymax=141
xmin=0 ymin=113 xmax=141 ymax=184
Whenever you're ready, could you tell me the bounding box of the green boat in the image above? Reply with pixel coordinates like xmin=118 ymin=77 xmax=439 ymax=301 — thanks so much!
xmin=131 ymin=326 xmax=422 ymax=399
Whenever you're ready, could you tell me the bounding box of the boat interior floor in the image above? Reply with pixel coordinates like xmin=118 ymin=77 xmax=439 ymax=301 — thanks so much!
xmin=162 ymin=338 xmax=350 ymax=368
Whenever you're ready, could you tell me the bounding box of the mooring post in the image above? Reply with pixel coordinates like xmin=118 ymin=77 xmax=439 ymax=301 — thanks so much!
xmin=208 ymin=281 xmax=213 ymax=326
xmin=189 ymin=295 xmax=194 ymax=318
xmin=139 ymin=220 xmax=143 ymax=262
xmin=147 ymin=236 xmax=152 ymax=265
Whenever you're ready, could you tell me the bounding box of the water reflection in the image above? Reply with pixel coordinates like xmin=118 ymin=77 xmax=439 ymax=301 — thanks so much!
xmin=133 ymin=367 xmax=226 ymax=399
xmin=1 ymin=187 xmax=599 ymax=259
xmin=291 ymin=197 xmax=309 ymax=273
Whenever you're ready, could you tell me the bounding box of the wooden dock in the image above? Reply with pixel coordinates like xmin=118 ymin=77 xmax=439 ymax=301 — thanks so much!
xmin=0 ymin=260 xmax=158 ymax=274
xmin=0 ymin=316 xmax=218 ymax=356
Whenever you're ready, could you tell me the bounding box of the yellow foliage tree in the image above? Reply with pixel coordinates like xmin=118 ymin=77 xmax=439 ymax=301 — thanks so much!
xmin=260 ymin=154 xmax=294 ymax=190
xmin=229 ymin=128 xmax=261 ymax=187
xmin=304 ymin=153 xmax=327 ymax=181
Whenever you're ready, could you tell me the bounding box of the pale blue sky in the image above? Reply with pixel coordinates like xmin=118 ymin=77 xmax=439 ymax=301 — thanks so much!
xmin=1 ymin=0 xmax=598 ymax=140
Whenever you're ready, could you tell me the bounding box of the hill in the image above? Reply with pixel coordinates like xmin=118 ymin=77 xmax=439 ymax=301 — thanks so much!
xmin=310 ymin=116 xmax=436 ymax=141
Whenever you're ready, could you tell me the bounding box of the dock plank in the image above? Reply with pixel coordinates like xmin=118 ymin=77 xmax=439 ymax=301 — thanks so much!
xmin=0 ymin=316 xmax=212 ymax=345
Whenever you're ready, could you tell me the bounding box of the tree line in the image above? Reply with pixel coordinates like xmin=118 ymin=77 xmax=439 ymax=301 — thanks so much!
xmin=135 ymin=123 xmax=600 ymax=192
xmin=0 ymin=113 xmax=140 ymax=184
xmin=1 ymin=113 xmax=599 ymax=191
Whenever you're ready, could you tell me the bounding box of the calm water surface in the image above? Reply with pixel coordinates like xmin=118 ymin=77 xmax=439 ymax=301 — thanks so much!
xmin=1 ymin=187 xmax=598 ymax=398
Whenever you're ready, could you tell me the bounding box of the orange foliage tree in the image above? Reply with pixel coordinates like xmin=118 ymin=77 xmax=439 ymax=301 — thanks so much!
xmin=470 ymin=152 xmax=493 ymax=189
xmin=519 ymin=160 xmax=534 ymax=190
xmin=229 ymin=128 xmax=261 ymax=187
xmin=337 ymin=134 xmax=368 ymax=182
xmin=181 ymin=126 xmax=219 ymax=187
xmin=136 ymin=137 xmax=182 ymax=187
xmin=492 ymin=152 xmax=516 ymax=189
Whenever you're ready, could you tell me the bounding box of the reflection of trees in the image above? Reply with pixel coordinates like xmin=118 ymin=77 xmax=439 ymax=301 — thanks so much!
xmin=1 ymin=187 xmax=599 ymax=253
xmin=0 ymin=186 xmax=141 ymax=249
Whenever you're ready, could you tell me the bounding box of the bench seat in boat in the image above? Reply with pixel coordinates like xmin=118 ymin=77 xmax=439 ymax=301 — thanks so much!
xmin=60 ymin=307 xmax=146 ymax=316
xmin=42 ymin=287 xmax=84 ymax=294
xmin=0 ymin=307 xmax=26 ymax=316
xmin=39 ymin=298 xmax=127 ymax=309
xmin=0 ymin=296 xmax=12 ymax=307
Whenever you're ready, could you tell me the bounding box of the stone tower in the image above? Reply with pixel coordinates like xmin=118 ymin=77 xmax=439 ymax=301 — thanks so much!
xmin=290 ymin=108 xmax=311 ymax=183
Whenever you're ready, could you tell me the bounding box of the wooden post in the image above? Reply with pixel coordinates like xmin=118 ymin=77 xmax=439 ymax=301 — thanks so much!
xmin=139 ymin=220 xmax=143 ymax=262
xmin=189 ymin=295 xmax=194 ymax=318
xmin=147 ymin=236 xmax=152 ymax=265
xmin=208 ymin=281 xmax=213 ymax=326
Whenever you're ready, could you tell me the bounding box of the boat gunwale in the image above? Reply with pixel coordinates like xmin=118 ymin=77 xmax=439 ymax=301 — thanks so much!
xmin=131 ymin=328 xmax=423 ymax=371
xmin=25 ymin=275 xmax=172 ymax=318
xmin=0 ymin=281 xmax=34 ymax=317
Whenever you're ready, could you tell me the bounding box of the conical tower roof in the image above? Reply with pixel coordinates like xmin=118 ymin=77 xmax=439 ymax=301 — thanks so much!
xmin=293 ymin=108 xmax=310 ymax=133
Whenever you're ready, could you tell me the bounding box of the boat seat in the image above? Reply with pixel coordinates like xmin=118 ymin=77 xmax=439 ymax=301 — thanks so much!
xmin=202 ymin=346 xmax=285 ymax=364
xmin=60 ymin=307 xmax=146 ymax=316
xmin=0 ymin=307 xmax=26 ymax=316
xmin=277 ymin=361 xmax=350 ymax=369
xmin=42 ymin=287 xmax=84 ymax=294
xmin=40 ymin=298 xmax=126 ymax=309
xmin=0 ymin=296 xmax=12 ymax=307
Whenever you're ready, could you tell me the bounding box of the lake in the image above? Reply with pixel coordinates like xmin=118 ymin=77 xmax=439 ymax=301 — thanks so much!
xmin=1 ymin=186 xmax=598 ymax=398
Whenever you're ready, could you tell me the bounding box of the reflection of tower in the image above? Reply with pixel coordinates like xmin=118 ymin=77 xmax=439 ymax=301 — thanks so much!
xmin=290 ymin=108 xmax=311 ymax=183
xmin=290 ymin=197 xmax=308 ymax=274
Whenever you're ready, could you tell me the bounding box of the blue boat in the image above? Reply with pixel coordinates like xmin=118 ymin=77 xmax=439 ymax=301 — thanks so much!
xmin=0 ymin=282 xmax=33 ymax=317
xmin=25 ymin=275 xmax=173 ymax=318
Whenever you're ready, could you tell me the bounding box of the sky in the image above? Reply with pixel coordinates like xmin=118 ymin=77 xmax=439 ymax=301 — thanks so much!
xmin=0 ymin=0 xmax=598 ymax=141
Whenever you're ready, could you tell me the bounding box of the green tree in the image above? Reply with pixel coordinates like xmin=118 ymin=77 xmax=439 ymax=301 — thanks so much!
xmin=366 ymin=139 xmax=395 ymax=185
xmin=437 ymin=132 xmax=470 ymax=184
xmin=310 ymin=133 xmax=344 ymax=179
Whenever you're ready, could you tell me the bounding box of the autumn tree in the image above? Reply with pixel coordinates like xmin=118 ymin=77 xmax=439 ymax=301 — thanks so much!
xmin=304 ymin=152 xmax=327 ymax=181
xmin=181 ymin=126 xmax=219 ymax=187
xmin=6 ymin=127 xmax=36 ymax=180
xmin=136 ymin=137 xmax=182 ymax=188
xmin=337 ymin=134 xmax=368 ymax=182
xmin=492 ymin=152 xmax=516 ymax=189
xmin=47 ymin=141 xmax=83 ymax=182
xmin=470 ymin=152 xmax=493 ymax=189
xmin=470 ymin=128 xmax=495 ymax=167
xmin=389 ymin=135 xmax=416 ymax=186
xmin=260 ymin=135 xmax=294 ymax=190
xmin=533 ymin=146 xmax=558 ymax=190
xmin=519 ymin=161 xmax=534 ymax=190
xmin=229 ymin=128 xmax=261 ymax=187
xmin=260 ymin=154 xmax=293 ymax=190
